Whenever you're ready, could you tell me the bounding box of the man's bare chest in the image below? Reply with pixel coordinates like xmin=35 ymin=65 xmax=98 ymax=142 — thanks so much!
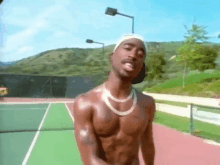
xmin=92 ymin=100 xmax=149 ymax=137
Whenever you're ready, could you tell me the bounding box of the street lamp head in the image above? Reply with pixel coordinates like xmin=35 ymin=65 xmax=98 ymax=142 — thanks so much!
xmin=218 ymin=34 xmax=220 ymax=39
xmin=105 ymin=7 xmax=117 ymax=16
xmin=86 ymin=39 xmax=94 ymax=43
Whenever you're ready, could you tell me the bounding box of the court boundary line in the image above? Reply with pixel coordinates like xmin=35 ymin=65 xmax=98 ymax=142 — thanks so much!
xmin=22 ymin=103 xmax=51 ymax=165
xmin=65 ymin=102 xmax=74 ymax=122
xmin=0 ymin=108 xmax=47 ymax=110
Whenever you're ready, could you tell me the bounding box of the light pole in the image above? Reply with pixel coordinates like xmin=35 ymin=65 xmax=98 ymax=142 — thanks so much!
xmin=86 ymin=39 xmax=105 ymax=73
xmin=105 ymin=7 xmax=134 ymax=34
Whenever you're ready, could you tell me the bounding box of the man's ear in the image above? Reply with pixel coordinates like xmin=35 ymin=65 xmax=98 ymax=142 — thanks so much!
xmin=132 ymin=63 xmax=146 ymax=84
xmin=108 ymin=52 xmax=113 ymax=61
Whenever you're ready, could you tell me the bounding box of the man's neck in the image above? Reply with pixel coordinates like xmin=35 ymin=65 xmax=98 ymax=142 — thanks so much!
xmin=104 ymin=71 xmax=133 ymax=99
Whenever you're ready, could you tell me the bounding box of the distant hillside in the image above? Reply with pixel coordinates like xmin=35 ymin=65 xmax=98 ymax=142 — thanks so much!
xmin=0 ymin=61 xmax=15 ymax=70
xmin=1 ymin=41 xmax=220 ymax=81
xmin=0 ymin=45 xmax=115 ymax=77
xmin=0 ymin=61 xmax=14 ymax=67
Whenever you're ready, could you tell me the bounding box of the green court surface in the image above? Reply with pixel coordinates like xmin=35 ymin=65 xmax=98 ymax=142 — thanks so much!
xmin=0 ymin=103 xmax=83 ymax=165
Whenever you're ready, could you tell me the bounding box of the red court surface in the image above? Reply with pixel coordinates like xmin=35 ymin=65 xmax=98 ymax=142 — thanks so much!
xmin=1 ymin=97 xmax=220 ymax=165
xmin=139 ymin=124 xmax=220 ymax=165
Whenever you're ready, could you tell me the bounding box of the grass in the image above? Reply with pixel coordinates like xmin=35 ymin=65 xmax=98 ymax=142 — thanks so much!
xmin=154 ymin=111 xmax=220 ymax=143
xmin=151 ymin=70 xmax=220 ymax=89
xmin=145 ymin=70 xmax=220 ymax=97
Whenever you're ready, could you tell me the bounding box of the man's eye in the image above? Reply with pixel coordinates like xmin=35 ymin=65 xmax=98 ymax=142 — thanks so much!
xmin=124 ymin=47 xmax=132 ymax=50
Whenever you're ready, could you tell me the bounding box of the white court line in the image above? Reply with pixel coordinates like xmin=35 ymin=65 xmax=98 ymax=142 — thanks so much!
xmin=22 ymin=103 xmax=51 ymax=165
xmin=65 ymin=102 xmax=75 ymax=123
xmin=0 ymin=108 xmax=47 ymax=110
xmin=203 ymin=139 xmax=220 ymax=147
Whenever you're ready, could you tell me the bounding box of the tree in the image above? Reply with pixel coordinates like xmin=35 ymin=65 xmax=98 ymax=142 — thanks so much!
xmin=176 ymin=20 xmax=210 ymax=87
xmin=177 ymin=43 xmax=205 ymax=87
xmin=146 ymin=52 xmax=166 ymax=81
xmin=183 ymin=23 xmax=209 ymax=44
xmin=189 ymin=46 xmax=218 ymax=71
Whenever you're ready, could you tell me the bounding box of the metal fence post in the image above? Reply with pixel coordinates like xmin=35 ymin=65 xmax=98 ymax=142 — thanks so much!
xmin=189 ymin=103 xmax=194 ymax=134
xmin=50 ymin=77 xmax=53 ymax=97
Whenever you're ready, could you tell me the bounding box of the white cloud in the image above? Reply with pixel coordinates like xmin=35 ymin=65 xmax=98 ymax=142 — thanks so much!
xmin=1 ymin=4 xmax=72 ymax=62
xmin=45 ymin=31 xmax=67 ymax=41
xmin=2 ymin=6 xmax=32 ymax=27
xmin=1 ymin=5 xmax=64 ymax=54
xmin=2 ymin=23 xmax=42 ymax=53
xmin=18 ymin=46 xmax=33 ymax=53
xmin=54 ymin=31 xmax=67 ymax=38
xmin=2 ymin=16 xmax=33 ymax=27
xmin=209 ymin=31 xmax=220 ymax=38
xmin=54 ymin=0 xmax=71 ymax=6
xmin=138 ymin=17 xmax=185 ymax=36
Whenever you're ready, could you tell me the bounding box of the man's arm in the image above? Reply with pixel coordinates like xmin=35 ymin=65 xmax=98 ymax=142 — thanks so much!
xmin=140 ymin=98 xmax=156 ymax=165
xmin=73 ymin=94 xmax=110 ymax=165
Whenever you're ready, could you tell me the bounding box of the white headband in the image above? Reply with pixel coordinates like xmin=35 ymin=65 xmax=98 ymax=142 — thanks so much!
xmin=113 ymin=34 xmax=147 ymax=54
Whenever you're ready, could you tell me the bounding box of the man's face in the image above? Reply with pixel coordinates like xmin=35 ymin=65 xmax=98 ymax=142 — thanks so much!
xmin=111 ymin=38 xmax=146 ymax=80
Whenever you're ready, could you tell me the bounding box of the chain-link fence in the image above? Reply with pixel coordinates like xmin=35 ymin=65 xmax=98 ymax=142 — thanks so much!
xmin=0 ymin=73 xmax=102 ymax=98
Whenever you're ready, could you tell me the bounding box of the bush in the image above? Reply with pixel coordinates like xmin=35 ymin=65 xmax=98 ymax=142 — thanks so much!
xmin=146 ymin=52 xmax=166 ymax=81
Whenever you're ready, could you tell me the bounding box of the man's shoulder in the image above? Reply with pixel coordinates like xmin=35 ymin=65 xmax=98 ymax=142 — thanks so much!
xmin=74 ymin=84 xmax=103 ymax=111
xmin=135 ymin=89 xmax=155 ymax=105
xmin=73 ymin=93 xmax=93 ymax=118
xmin=136 ymin=91 xmax=156 ymax=119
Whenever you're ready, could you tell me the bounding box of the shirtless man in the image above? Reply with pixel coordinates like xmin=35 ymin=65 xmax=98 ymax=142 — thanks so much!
xmin=73 ymin=34 xmax=155 ymax=165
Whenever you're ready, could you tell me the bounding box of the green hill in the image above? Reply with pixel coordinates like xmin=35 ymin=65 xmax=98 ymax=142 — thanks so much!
xmin=1 ymin=41 xmax=220 ymax=89
xmin=1 ymin=45 xmax=116 ymax=77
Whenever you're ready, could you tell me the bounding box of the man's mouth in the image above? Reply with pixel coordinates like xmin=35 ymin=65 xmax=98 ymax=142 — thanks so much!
xmin=124 ymin=62 xmax=135 ymax=71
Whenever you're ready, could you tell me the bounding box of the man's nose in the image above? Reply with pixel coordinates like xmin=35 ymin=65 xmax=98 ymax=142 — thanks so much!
xmin=128 ymin=50 xmax=137 ymax=60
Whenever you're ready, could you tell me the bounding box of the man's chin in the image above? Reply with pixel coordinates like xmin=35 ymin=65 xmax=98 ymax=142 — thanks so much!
xmin=113 ymin=69 xmax=138 ymax=81
xmin=120 ymin=72 xmax=137 ymax=82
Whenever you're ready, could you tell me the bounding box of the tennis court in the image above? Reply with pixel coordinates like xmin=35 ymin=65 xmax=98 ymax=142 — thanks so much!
xmin=0 ymin=101 xmax=83 ymax=165
xmin=1 ymin=98 xmax=220 ymax=165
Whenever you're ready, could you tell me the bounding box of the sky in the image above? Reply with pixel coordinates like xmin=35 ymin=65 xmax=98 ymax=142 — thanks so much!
xmin=0 ymin=0 xmax=220 ymax=62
